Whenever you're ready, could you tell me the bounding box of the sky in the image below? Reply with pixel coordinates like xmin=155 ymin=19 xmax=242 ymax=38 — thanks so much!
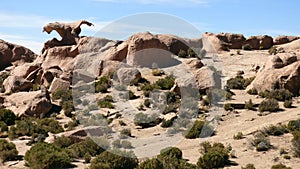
xmin=0 ymin=0 xmax=300 ymax=53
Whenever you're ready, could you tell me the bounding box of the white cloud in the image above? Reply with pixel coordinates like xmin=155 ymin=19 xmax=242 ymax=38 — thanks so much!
xmin=92 ymin=0 xmax=209 ymax=6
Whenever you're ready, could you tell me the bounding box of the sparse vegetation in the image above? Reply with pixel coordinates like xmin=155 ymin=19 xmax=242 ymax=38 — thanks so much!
xmin=284 ymin=100 xmax=293 ymax=108
xmin=242 ymin=164 xmax=256 ymax=169
xmin=261 ymin=124 xmax=288 ymax=136
xmin=0 ymin=139 xmax=18 ymax=162
xmin=287 ymin=119 xmax=300 ymax=132
xmin=152 ymin=69 xmax=164 ymax=76
xmin=155 ymin=75 xmax=175 ymax=90
xmin=242 ymin=44 xmax=252 ymax=50
xmin=69 ymin=137 xmax=104 ymax=158
xmin=269 ymin=46 xmax=278 ymax=55
xmin=95 ymin=76 xmax=111 ymax=93
xmin=178 ymin=49 xmax=188 ymax=58
xmin=52 ymin=89 xmax=74 ymax=117
xmin=247 ymin=88 xmax=258 ymax=95
xmin=259 ymin=99 xmax=279 ymax=112
xmin=224 ymin=103 xmax=233 ymax=111
xmin=292 ymin=131 xmax=300 ymax=157
xmin=97 ymin=95 xmax=115 ymax=109
xmin=226 ymin=75 xmax=254 ymax=89
xmin=259 ymin=89 xmax=293 ymax=101
xmin=252 ymin=132 xmax=271 ymax=151
xmin=134 ymin=113 xmax=161 ymax=128
xmin=271 ymin=163 xmax=292 ymax=169
xmin=245 ymin=99 xmax=255 ymax=110
xmin=233 ymin=132 xmax=244 ymax=140
xmin=185 ymin=120 xmax=214 ymax=139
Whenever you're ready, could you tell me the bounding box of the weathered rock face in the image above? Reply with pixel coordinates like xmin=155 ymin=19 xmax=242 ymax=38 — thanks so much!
xmin=195 ymin=66 xmax=222 ymax=92
xmin=0 ymin=39 xmax=36 ymax=70
xmin=117 ymin=67 xmax=141 ymax=85
xmin=3 ymin=76 xmax=33 ymax=93
xmin=49 ymin=77 xmax=70 ymax=93
xmin=202 ymin=32 xmax=229 ymax=53
xmin=247 ymin=54 xmax=300 ymax=95
xmin=279 ymin=39 xmax=300 ymax=54
xmin=216 ymin=33 xmax=246 ymax=49
xmin=4 ymin=88 xmax=52 ymax=117
xmin=245 ymin=35 xmax=273 ymax=50
xmin=274 ymin=36 xmax=299 ymax=45
xmin=182 ymin=58 xmax=204 ymax=69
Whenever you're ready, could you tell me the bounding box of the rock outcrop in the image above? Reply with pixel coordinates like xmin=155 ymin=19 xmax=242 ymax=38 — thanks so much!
xmin=3 ymin=76 xmax=33 ymax=93
xmin=216 ymin=33 xmax=246 ymax=49
xmin=0 ymin=39 xmax=36 ymax=70
xmin=247 ymin=53 xmax=300 ymax=95
xmin=274 ymin=35 xmax=299 ymax=45
xmin=245 ymin=35 xmax=273 ymax=50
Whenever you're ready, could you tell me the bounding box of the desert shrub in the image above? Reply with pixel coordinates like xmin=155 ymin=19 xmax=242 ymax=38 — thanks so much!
xmin=283 ymin=155 xmax=291 ymax=159
xmin=53 ymin=136 xmax=74 ymax=148
xmin=242 ymin=44 xmax=252 ymax=50
xmin=0 ymin=121 xmax=8 ymax=132
xmin=95 ymin=76 xmax=111 ymax=93
xmin=0 ymin=72 xmax=9 ymax=92
xmin=69 ymin=137 xmax=104 ymax=158
xmin=269 ymin=46 xmax=278 ymax=55
xmin=178 ymin=49 xmax=188 ymax=58
xmin=271 ymin=163 xmax=291 ymax=169
xmin=62 ymin=100 xmax=74 ymax=117
xmin=284 ymin=100 xmax=293 ymax=108
xmin=97 ymin=95 xmax=114 ymax=109
xmin=25 ymin=142 xmax=72 ymax=169
xmin=141 ymin=83 xmax=160 ymax=97
xmin=155 ymin=76 xmax=175 ymax=90
xmin=121 ymin=140 xmax=133 ymax=149
xmin=136 ymin=158 xmax=164 ymax=169
xmin=0 ymin=139 xmax=18 ymax=162
xmin=226 ymin=76 xmax=254 ymax=89
xmin=152 ymin=69 xmax=164 ymax=76
xmin=259 ymin=99 xmax=279 ymax=112
xmin=159 ymin=147 xmax=182 ymax=159
xmin=237 ymin=50 xmax=241 ymax=55
xmin=161 ymin=118 xmax=175 ymax=128
xmin=245 ymin=99 xmax=255 ymax=110
xmin=233 ymin=132 xmax=244 ymax=140
xmin=247 ymin=88 xmax=258 ymax=95
xmin=224 ymin=103 xmax=233 ymax=111
xmin=64 ymin=119 xmax=79 ymax=131
xmin=252 ymin=132 xmax=271 ymax=151
xmin=52 ymin=89 xmax=74 ymax=117
xmin=89 ymin=150 xmax=138 ymax=169
xmin=162 ymin=104 xmax=178 ymax=115
xmin=242 ymin=164 xmax=256 ymax=169
xmin=84 ymin=153 xmax=92 ymax=163
xmin=185 ymin=120 xmax=214 ymax=139
xmin=197 ymin=142 xmax=230 ymax=169
xmin=128 ymin=90 xmax=138 ymax=100
xmin=187 ymin=48 xmax=197 ymax=57
xmin=144 ymin=99 xmax=151 ymax=108
xmin=134 ymin=113 xmax=161 ymax=128
xmin=120 ymin=128 xmax=131 ymax=137
xmin=292 ymin=131 xmax=300 ymax=157
xmin=259 ymin=89 xmax=293 ymax=101
xmin=0 ymin=108 xmax=16 ymax=126
xmin=37 ymin=118 xmax=64 ymax=134
xmin=119 ymin=120 xmax=126 ymax=126
xmin=262 ymin=124 xmax=288 ymax=136
xmin=287 ymin=119 xmax=300 ymax=132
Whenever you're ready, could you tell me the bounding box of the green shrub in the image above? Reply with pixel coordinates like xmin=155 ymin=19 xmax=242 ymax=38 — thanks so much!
xmin=95 ymin=76 xmax=111 ymax=93
xmin=197 ymin=142 xmax=230 ymax=169
xmin=242 ymin=44 xmax=252 ymax=50
xmin=0 ymin=72 xmax=9 ymax=92
xmin=226 ymin=75 xmax=245 ymax=89
xmin=159 ymin=147 xmax=182 ymax=159
xmin=0 ymin=139 xmax=18 ymax=162
xmin=25 ymin=142 xmax=72 ymax=169
xmin=178 ymin=49 xmax=187 ymax=58
xmin=155 ymin=76 xmax=175 ymax=90
xmin=283 ymin=155 xmax=291 ymax=159
xmin=0 ymin=121 xmax=8 ymax=132
xmin=247 ymin=88 xmax=258 ymax=95
xmin=269 ymin=46 xmax=278 ymax=55
xmin=0 ymin=108 xmax=16 ymax=126
xmin=259 ymin=99 xmax=279 ymax=112
xmin=292 ymin=131 xmax=300 ymax=157
xmin=89 ymin=150 xmax=138 ymax=169
xmin=245 ymin=99 xmax=255 ymax=110
xmin=224 ymin=103 xmax=233 ymax=111
xmin=187 ymin=48 xmax=197 ymax=57
xmin=128 ymin=90 xmax=138 ymax=100
xmin=84 ymin=153 xmax=92 ymax=163
xmin=136 ymin=158 xmax=164 ymax=169
xmin=252 ymin=132 xmax=271 ymax=151
xmin=69 ymin=137 xmax=104 ymax=158
xmin=52 ymin=89 xmax=74 ymax=117
xmin=161 ymin=118 xmax=175 ymax=128
xmin=287 ymin=119 xmax=300 ymax=132
xmin=144 ymin=99 xmax=151 ymax=108
xmin=53 ymin=136 xmax=74 ymax=148
xmin=37 ymin=118 xmax=64 ymax=134
xmin=262 ymin=124 xmax=288 ymax=136
xmin=271 ymin=163 xmax=291 ymax=169
xmin=97 ymin=95 xmax=115 ymax=109
xmin=121 ymin=140 xmax=133 ymax=149
xmin=185 ymin=120 xmax=214 ymax=139
xmin=259 ymin=89 xmax=293 ymax=101
xmin=134 ymin=113 xmax=161 ymax=128
xmin=120 ymin=128 xmax=131 ymax=137
xmin=284 ymin=100 xmax=293 ymax=108
xmin=141 ymin=83 xmax=160 ymax=97
xmin=242 ymin=163 xmax=256 ymax=169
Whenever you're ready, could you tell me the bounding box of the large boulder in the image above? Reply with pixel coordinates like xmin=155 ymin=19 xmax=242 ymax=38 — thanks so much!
xmin=117 ymin=67 xmax=141 ymax=85
xmin=3 ymin=88 xmax=52 ymax=117
xmin=11 ymin=63 xmax=40 ymax=79
xmin=202 ymin=32 xmax=229 ymax=53
xmin=274 ymin=36 xmax=299 ymax=45
xmin=245 ymin=35 xmax=273 ymax=50
xmin=195 ymin=66 xmax=222 ymax=92
xmin=216 ymin=33 xmax=246 ymax=49
xmin=279 ymin=39 xmax=300 ymax=54
xmin=49 ymin=77 xmax=70 ymax=93
xmin=0 ymin=39 xmax=36 ymax=70
xmin=3 ymin=76 xmax=33 ymax=93
xmin=247 ymin=54 xmax=300 ymax=95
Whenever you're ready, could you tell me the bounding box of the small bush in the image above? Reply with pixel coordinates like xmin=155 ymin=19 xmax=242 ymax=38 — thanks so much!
xmin=141 ymin=83 xmax=160 ymax=97
xmin=52 ymin=89 xmax=74 ymax=117
xmin=84 ymin=153 xmax=92 ymax=163
xmin=237 ymin=50 xmax=241 ymax=55
xmin=95 ymin=76 xmax=111 ymax=93
xmin=0 ymin=139 xmax=18 ymax=162
xmin=155 ymin=76 xmax=175 ymax=90
xmin=0 ymin=108 xmax=16 ymax=126
xmin=233 ymin=132 xmax=244 ymax=140
xmin=269 ymin=46 xmax=278 ymax=55
xmin=284 ymin=100 xmax=293 ymax=108
xmin=259 ymin=99 xmax=279 ymax=112
xmin=292 ymin=131 xmax=300 ymax=157
xmin=242 ymin=44 xmax=252 ymax=50
xmin=120 ymin=128 xmax=131 ymax=137
xmin=37 ymin=118 xmax=64 ymax=134
xmin=187 ymin=48 xmax=197 ymax=57
xmin=144 ymin=99 xmax=151 ymax=108
xmin=242 ymin=164 xmax=256 ymax=169
xmin=24 ymin=142 xmax=72 ymax=169
xmin=97 ymin=95 xmax=115 ymax=109
xmin=89 ymin=150 xmax=138 ymax=169
xmin=262 ymin=124 xmax=288 ymax=136
xmin=161 ymin=118 xmax=175 ymax=128
xmin=271 ymin=164 xmax=291 ymax=169
xmin=226 ymin=75 xmax=254 ymax=90
xmin=245 ymin=99 xmax=255 ymax=110
xmin=259 ymin=89 xmax=293 ymax=101
xmin=69 ymin=137 xmax=104 ymax=158
xmin=224 ymin=103 xmax=233 ymax=111
xmin=252 ymin=132 xmax=271 ymax=151
xmin=185 ymin=120 xmax=214 ymax=139
xmin=197 ymin=142 xmax=230 ymax=169
xmin=247 ymin=88 xmax=258 ymax=95
xmin=128 ymin=90 xmax=138 ymax=100
xmin=283 ymin=155 xmax=291 ymax=159
xmin=287 ymin=119 xmax=300 ymax=132
xmin=159 ymin=147 xmax=182 ymax=159
xmin=53 ymin=136 xmax=74 ymax=148
xmin=0 ymin=121 xmax=8 ymax=132
xmin=121 ymin=140 xmax=133 ymax=149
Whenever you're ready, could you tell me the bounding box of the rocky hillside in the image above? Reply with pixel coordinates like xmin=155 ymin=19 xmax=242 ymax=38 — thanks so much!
xmin=0 ymin=20 xmax=300 ymax=169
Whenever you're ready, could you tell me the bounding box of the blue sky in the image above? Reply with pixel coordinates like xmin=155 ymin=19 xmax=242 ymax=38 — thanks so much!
xmin=0 ymin=0 xmax=299 ymax=53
